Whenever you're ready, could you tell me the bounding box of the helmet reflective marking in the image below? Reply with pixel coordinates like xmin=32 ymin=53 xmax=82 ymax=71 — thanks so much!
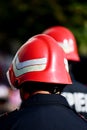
xmin=58 ymin=39 xmax=74 ymax=53
xmin=13 ymin=56 xmax=47 ymax=77
xmin=64 ymin=58 xmax=69 ymax=72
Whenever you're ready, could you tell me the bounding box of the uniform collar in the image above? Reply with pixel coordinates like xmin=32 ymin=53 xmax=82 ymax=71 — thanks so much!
xmin=20 ymin=94 xmax=70 ymax=109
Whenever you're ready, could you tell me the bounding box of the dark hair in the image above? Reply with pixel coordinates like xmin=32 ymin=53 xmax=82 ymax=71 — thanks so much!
xmin=19 ymin=81 xmax=66 ymax=94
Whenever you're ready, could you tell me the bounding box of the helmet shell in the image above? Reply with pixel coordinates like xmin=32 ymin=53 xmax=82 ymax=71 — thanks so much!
xmin=7 ymin=34 xmax=72 ymax=89
xmin=43 ymin=26 xmax=80 ymax=61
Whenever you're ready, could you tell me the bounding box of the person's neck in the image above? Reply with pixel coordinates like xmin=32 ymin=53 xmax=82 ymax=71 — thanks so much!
xmin=33 ymin=90 xmax=51 ymax=95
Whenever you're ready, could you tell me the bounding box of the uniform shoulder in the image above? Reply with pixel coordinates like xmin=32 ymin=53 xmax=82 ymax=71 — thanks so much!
xmin=0 ymin=109 xmax=21 ymax=129
xmin=0 ymin=109 xmax=19 ymax=120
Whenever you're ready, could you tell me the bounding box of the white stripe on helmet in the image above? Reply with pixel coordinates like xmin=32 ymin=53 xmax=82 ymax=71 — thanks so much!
xmin=13 ymin=56 xmax=47 ymax=77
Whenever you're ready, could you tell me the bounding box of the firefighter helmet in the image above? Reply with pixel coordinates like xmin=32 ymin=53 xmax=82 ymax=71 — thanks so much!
xmin=7 ymin=34 xmax=72 ymax=89
xmin=43 ymin=26 xmax=80 ymax=61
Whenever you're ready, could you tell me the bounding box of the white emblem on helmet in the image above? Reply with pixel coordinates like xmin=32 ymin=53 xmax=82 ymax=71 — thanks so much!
xmin=58 ymin=39 xmax=74 ymax=53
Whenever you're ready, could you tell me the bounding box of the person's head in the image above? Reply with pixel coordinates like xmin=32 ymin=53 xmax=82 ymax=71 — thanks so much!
xmin=6 ymin=34 xmax=72 ymax=100
xmin=43 ymin=26 xmax=80 ymax=64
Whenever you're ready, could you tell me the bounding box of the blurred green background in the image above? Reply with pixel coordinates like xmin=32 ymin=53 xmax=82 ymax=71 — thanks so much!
xmin=0 ymin=0 xmax=87 ymax=56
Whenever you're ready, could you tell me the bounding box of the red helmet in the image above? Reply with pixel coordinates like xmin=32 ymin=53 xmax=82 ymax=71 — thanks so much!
xmin=43 ymin=26 xmax=80 ymax=61
xmin=7 ymin=34 xmax=72 ymax=89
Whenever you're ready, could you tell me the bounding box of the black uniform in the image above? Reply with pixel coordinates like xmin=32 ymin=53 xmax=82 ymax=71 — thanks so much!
xmin=0 ymin=94 xmax=87 ymax=130
xmin=62 ymin=71 xmax=87 ymax=119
